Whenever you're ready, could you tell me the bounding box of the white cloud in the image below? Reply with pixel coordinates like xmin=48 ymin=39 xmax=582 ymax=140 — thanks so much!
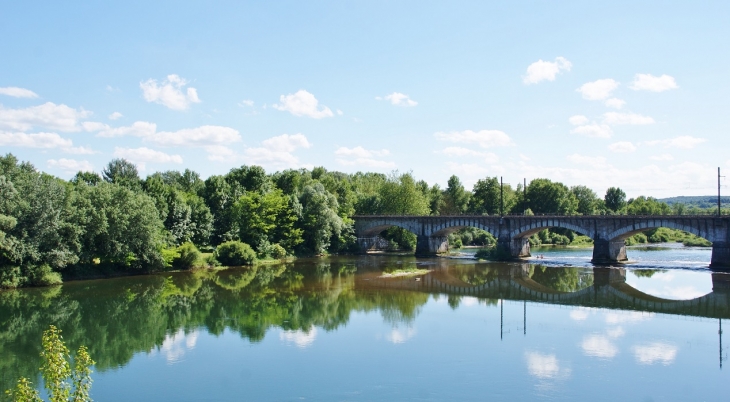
xmin=522 ymin=57 xmax=572 ymax=85
xmin=602 ymin=112 xmax=654 ymax=125
xmin=97 ymin=121 xmax=157 ymax=138
xmin=604 ymin=98 xmax=626 ymax=109
xmin=650 ymin=153 xmax=673 ymax=161
xmin=0 ymin=87 xmax=39 ymax=98
xmin=204 ymin=145 xmax=236 ymax=162
xmin=113 ymin=147 xmax=183 ymax=170
xmin=376 ymin=92 xmax=418 ymax=107
xmin=568 ymin=115 xmax=589 ymax=126
xmin=335 ymin=146 xmax=396 ymax=169
xmin=441 ymin=147 xmax=499 ymax=163
xmin=63 ymin=146 xmax=96 ymax=155
xmin=632 ymin=342 xmax=678 ymax=365
xmin=108 ymin=112 xmax=123 ymax=120
xmin=434 ymin=130 xmax=514 ymax=148
xmin=337 ymin=109 xmax=344 ymax=115
xmin=643 ymin=136 xmax=706 ymax=149
xmin=242 ymin=133 xmax=313 ymax=169
xmin=149 ymin=329 xmax=199 ymax=364
xmin=570 ymin=123 xmax=613 ymax=138
xmin=273 ymin=90 xmax=333 ymax=118
xmin=0 ymin=102 xmax=92 ymax=132
xmin=608 ymin=141 xmax=637 ymax=153
xmin=566 ymin=154 xmax=607 ymax=168
xmin=262 ymin=133 xmax=312 ymax=152
xmin=0 ymin=131 xmax=72 ymax=149
xmin=148 ymin=125 xmax=241 ymax=147
xmin=606 ymin=327 xmax=625 ymax=339
xmin=577 ymin=79 xmax=619 ymax=100
xmin=569 ymin=307 xmax=591 ymax=321
xmin=238 ymin=99 xmax=254 ymax=107
xmin=524 ymin=351 xmax=570 ymax=379
xmin=630 ymin=74 xmax=678 ymax=92
xmin=280 ymin=328 xmax=317 ymax=349
xmin=581 ymin=334 xmax=618 ymax=359
xmin=47 ymin=158 xmax=94 ymax=173
xmin=140 ymin=74 xmax=201 ymax=111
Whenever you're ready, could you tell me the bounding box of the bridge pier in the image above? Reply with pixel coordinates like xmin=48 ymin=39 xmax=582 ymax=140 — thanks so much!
xmin=494 ymin=236 xmax=531 ymax=259
xmin=591 ymin=238 xmax=628 ymax=265
xmin=415 ymin=235 xmax=449 ymax=256
xmin=710 ymin=242 xmax=730 ymax=269
xmin=593 ymin=267 xmax=626 ymax=287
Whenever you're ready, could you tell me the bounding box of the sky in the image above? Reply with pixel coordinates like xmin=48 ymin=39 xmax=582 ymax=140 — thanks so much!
xmin=1 ymin=1 xmax=729 ymax=198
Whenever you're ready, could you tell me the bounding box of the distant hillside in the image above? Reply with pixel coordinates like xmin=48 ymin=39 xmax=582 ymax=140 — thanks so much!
xmin=658 ymin=196 xmax=730 ymax=209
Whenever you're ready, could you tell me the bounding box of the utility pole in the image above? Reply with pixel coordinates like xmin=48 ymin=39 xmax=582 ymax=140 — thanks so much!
xmin=500 ymin=176 xmax=504 ymax=216
xmin=523 ymin=178 xmax=527 ymax=215
xmin=719 ymin=168 xmax=725 ymax=216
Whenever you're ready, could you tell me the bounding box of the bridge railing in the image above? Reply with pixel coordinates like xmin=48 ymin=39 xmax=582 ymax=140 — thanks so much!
xmin=351 ymin=214 xmax=728 ymax=219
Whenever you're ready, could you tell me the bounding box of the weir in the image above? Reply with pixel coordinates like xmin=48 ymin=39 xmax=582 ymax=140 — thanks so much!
xmin=353 ymin=215 xmax=730 ymax=268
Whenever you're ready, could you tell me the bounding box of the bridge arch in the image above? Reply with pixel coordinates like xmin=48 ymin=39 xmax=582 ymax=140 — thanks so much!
xmin=606 ymin=220 xmax=714 ymax=243
xmin=508 ymin=220 xmax=592 ymax=240
xmin=429 ymin=218 xmax=499 ymax=238
xmin=356 ymin=219 xmax=421 ymax=238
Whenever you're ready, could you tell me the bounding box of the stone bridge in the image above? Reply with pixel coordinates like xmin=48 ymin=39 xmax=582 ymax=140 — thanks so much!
xmin=357 ymin=264 xmax=730 ymax=319
xmin=353 ymin=215 xmax=730 ymax=268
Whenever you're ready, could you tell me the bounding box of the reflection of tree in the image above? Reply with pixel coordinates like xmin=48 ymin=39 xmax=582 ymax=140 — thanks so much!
xmin=529 ymin=266 xmax=594 ymax=292
xmin=632 ymin=269 xmax=665 ymax=278
xmin=0 ymin=262 xmax=430 ymax=393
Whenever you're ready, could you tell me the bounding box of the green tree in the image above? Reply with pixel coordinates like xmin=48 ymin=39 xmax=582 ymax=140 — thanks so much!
xmin=469 ymin=177 xmax=515 ymax=215
xmin=5 ymin=325 xmax=94 ymax=402
xmin=525 ymin=178 xmax=577 ymax=215
xmin=571 ymin=185 xmax=599 ymax=215
xmin=440 ymin=175 xmax=470 ymax=215
xmin=378 ymin=172 xmax=430 ymax=215
xmin=101 ymin=159 xmax=141 ymax=191
xmin=298 ymin=183 xmax=345 ymax=254
xmin=215 ymin=241 xmax=257 ymax=266
xmin=604 ymin=187 xmax=627 ymax=213
xmin=201 ymin=175 xmax=236 ymax=245
xmin=233 ymin=189 xmax=302 ymax=252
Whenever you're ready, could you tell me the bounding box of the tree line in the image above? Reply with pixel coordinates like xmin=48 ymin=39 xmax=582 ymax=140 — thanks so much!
xmin=0 ymin=153 xmax=719 ymax=288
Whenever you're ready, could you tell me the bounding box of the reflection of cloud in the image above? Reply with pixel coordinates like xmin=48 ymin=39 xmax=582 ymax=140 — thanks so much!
xmin=280 ymin=328 xmax=317 ymax=348
xmin=569 ymin=307 xmax=591 ymax=321
xmin=605 ymin=311 xmax=653 ymax=324
xmin=151 ymin=329 xmax=199 ymax=364
xmin=524 ymin=351 xmax=571 ymax=379
xmin=461 ymin=297 xmax=479 ymax=307
xmin=632 ymin=342 xmax=678 ymax=365
xmin=606 ymin=327 xmax=625 ymax=339
xmin=386 ymin=327 xmax=417 ymax=344
xmin=581 ymin=335 xmax=618 ymax=359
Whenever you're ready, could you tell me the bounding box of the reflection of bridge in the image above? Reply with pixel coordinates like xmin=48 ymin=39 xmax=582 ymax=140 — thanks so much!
xmin=358 ymin=264 xmax=730 ymax=319
xmin=353 ymin=215 xmax=730 ymax=267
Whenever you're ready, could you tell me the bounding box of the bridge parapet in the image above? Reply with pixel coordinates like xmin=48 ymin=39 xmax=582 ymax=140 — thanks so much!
xmin=352 ymin=215 xmax=730 ymax=268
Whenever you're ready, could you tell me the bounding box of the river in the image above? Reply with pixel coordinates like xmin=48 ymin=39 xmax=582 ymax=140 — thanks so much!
xmin=1 ymin=246 xmax=729 ymax=401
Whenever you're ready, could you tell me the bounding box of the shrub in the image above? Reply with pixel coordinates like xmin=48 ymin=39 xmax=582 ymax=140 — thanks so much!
xmin=172 ymin=242 xmax=202 ymax=270
xmin=29 ymin=264 xmax=63 ymax=287
xmin=204 ymin=254 xmax=221 ymax=267
xmin=215 ymin=241 xmax=257 ymax=266
xmin=270 ymin=244 xmax=287 ymax=259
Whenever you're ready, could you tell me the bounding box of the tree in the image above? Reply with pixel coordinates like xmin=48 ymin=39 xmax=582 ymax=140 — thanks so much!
xmin=525 ymin=178 xmax=577 ymax=215
xmin=70 ymin=171 xmax=102 ymax=186
xmin=226 ymin=165 xmax=271 ymax=194
xmin=70 ymin=182 xmax=165 ymax=270
xmin=571 ymin=185 xmax=599 ymax=215
xmin=298 ymin=183 xmax=345 ymax=254
xmin=440 ymin=175 xmax=470 ymax=215
xmin=201 ymin=175 xmax=235 ymax=245
xmin=469 ymin=177 xmax=515 ymax=215
xmin=5 ymin=325 xmax=94 ymax=402
xmin=378 ymin=172 xmax=430 ymax=215
xmin=233 ymin=189 xmax=301 ymax=251
xmin=101 ymin=159 xmax=141 ymax=191
xmin=604 ymin=187 xmax=627 ymax=213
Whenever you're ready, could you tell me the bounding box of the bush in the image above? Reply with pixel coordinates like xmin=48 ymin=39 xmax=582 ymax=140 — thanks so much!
xmin=29 ymin=264 xmax=63 ymax=287
xmin=215 ymin=241 xmax=257 ymax=266
xmin=270 ymin=244 xmax=287 ymax=259
xmin=172 ymin=242 xmax=202 ymax=270
xmin=474 ymin=247 xmax=511 ymax=261
xmin=204 ymin=254 xmax=221 ymax=267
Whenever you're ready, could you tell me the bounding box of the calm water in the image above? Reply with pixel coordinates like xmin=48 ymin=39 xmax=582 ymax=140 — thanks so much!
xmin=1 ymin=246 xmax=729 ymax=401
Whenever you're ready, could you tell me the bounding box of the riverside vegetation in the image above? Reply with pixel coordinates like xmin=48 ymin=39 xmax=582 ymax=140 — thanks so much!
xmin=0 ymin=154 xmax=718 ymax=288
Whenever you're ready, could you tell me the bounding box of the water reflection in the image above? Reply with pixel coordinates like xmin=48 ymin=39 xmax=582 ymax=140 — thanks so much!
xmin=0 ymin=256 xmax=729 ymax=399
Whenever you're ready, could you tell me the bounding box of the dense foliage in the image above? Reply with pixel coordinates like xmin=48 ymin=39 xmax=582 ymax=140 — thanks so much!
xmin=0 ymin=153 xmax=721 ymax=288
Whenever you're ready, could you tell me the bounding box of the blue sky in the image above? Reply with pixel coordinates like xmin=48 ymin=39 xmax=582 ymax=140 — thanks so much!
xmin=1 ymin=1 xmax=729 ymax=198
